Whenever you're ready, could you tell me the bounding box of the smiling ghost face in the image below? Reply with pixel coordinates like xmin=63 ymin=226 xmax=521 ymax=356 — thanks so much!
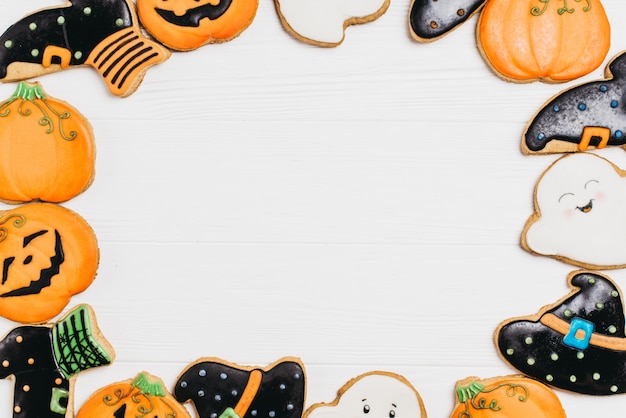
xmin=306 ymin=373 xmax=426 ymax=418
xmin=0 ymin=204 xmax=98 ymax=323
xmin=524 ymin=153 xmax=626 ymax=268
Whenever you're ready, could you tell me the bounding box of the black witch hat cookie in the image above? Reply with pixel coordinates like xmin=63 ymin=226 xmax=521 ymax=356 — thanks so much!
xmin=175 ymin=356 xmax=306 ymax=418
xmin=409 ymin=0 xmax=486 ymax=42
xmin=0 ymin=0 xmax=170 ymax=97
xmin=524 ymin=51 xmax=626 ymax=154
xmin=495 ymin=271 xmax=626 ymax=395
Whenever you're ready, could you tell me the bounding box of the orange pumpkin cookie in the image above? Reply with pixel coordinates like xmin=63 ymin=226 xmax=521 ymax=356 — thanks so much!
xmin=477 ymin=0 xmax=610 ymax=83
xmin=0 ymin=81 xmax=95 ymax=204
xmin=137 ymin=0 xmax=258 ymax=51
xmin=0 ymin=203 xmax=99 ymax=323
xmin=77 ymin=372 xmax=190 ymax=418
xmin=450 ymin=376 xmax=566 ymax=418
xmin=0 ymin=304 xmax=114 ymax=418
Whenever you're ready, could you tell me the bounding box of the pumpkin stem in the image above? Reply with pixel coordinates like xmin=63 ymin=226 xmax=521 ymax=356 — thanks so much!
xmin=132 ymin=373 xmax=167 ymax=397
xmin=456 ymin=382 xmax=485 ymax=403
xmin=11 ymin=81 xmax=46 ymax=101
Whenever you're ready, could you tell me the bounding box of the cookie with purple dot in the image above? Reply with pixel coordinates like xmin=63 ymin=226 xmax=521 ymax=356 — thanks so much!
xmin=0 ymin=0 xmax=170 ymax=97
xmin=174 ymin=357 xmax=305 ymax=418
xmin=495 ymin=271 xmax=626 ymax=395
xmin=409 ymin=0 xmax=486 ymax=42
xmin=524 ymin=50 xmax=626 ymax=154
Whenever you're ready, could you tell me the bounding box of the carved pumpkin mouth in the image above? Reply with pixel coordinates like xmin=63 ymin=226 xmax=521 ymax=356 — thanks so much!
xmin=576 ymin=200 xmax=594 ymax=213
xmin=155 ymin=0 xmax=232 ymax=27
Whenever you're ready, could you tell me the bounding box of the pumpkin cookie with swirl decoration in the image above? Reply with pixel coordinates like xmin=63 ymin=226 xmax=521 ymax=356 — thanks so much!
xmin=305 ymin=371 xmax=427 ymax=418
xmin=0 ymin=0 xmax=170 ymax=97
xmin=450 ymin=376 xmax=566 ymax=417
xmin=0 ymin=304 xmax=114 ymax=418
xmin=0 ymin=81 xmax=95 ymax=204
xmin=0 ymin=203 xmax=99 ymax=323
xmin=137 ymin=0 xmax=258 ymax=51
xmin=77 ymin=372 xmax=191 ymax=418
xmin=477 ymin=0 xmax=610 ymax=83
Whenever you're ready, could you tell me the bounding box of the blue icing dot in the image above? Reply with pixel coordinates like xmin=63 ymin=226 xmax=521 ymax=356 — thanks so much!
xmin=199 ymin=369 xmax=206 ymax=377
xmin=180 ymin=381 xmax=188 ymax=388
xmin=198 ymin=390 xmax=205 ymax=397
xmin=611 ymin=100 xmax=619 ymax=108
xmin=600 ymin=85 xmax=608 ymax=92
xmin=616 ymin=130 xmax=623 ymax=139
xmin=251 ymin=411 xmax=258 ymax=416
xmin=578 ymin=103 xmax=587 ymax=111
xmin=552 ymin=105 xmax=560 ymax=112
xmin=537 ymin=133 xmax=545 ymax=141
xmin=220 ymin=373 xmax=228 ymax=379
xmin=211 ymin=414 xmax=218 ymax=418
xmin=215 ymin=394 xmax=222 ymax=401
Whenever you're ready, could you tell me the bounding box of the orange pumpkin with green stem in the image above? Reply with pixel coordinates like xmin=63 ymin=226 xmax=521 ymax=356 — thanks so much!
xmin=477 ymin=0 xmax=610 ymax=82
xmin=77 ymin=372 xmax=191 ymax=418
xmin=450 ymin=376 xmax=566 ymax=418
xmin=0 ymin=81 xmax=95 ymax=204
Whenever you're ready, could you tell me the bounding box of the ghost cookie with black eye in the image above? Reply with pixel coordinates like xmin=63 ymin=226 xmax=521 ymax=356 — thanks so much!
xmin=274 ymin=0 xmax=390 ymax=47
xmin=305 ymin=371 xmax=427 ymax=418
xmin=409 ymin=0 xmax=486 ymax=42
xmin=137 ymin=0 xmax=258 ymax=51
xmin=0 ymin=304 xmax=114 ymax=418
xmin=0 ymin=0 xmax=170 ymax=97
xmin=495 ymin=270 xmax=626 ymax=395
xmin=174 ymin=356 xmax=306 ymax=418
xmin=524 ymin=50 xmax=626 ymax=154
xmin=521 ymin=152 xmax=626 ymax=270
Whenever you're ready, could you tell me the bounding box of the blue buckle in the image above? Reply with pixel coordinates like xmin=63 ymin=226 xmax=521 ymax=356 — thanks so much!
xmin=563 ymin=317 xmax=594 ymax=350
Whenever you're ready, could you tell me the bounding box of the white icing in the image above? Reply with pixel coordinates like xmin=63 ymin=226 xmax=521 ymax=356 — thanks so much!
xmin=307 ymin=374 xmax=424 ymax=418
xmin=525 ymin=153 xmax=626 ymax=267
xmin=276 ymin=0 xmax=387 ymax=44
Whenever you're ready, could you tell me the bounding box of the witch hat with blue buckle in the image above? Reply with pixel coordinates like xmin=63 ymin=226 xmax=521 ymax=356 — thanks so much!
xmin=495 ymin=270 xmax=626 ymax=395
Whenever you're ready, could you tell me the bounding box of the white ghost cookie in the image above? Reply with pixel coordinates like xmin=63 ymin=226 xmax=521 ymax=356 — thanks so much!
xmin=274 ymin=0 xmax=390 ymax=47
xmin=522 ymin=152 xmax=626 ymax=269
xmin=305 ymin=371 xmax=427 ymax=418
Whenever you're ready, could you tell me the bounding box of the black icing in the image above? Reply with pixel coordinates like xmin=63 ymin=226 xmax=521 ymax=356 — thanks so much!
xmin=525 ymin=51 xmax=626 ymax=152
xmin=155 ymin=0 xmax=233 ymax=28
xmin=175 ymin=359 xmax=306 ymax=418
xmin=496 ymin=272 xmax=626 ymax=395
xmin=0 ymin=0 xmax=134 ymax=79
xmin=409 ymin=0 xmax=486 ymax=40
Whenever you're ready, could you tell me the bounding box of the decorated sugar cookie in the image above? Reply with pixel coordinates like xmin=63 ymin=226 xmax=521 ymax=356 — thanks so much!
xmin=305 ymin=371 xmax=427 ymax=418
xmin=521 ymin=152 xmax=626 ymax=270
xmin=0 ymin=0 xmax=170 ymax=97
xmin=137 ymin=0 xmax=258 ymax=51
xmin=77 ymin=372 xmax=190 ymax=418
xmin=450 ymin=376 xmax=566 ymax=417
xmin=175 ymin=357 xmax=306 ymax=418
xmin=274 ymin=0 xmax=390 ymax=47
xmin=477 ymin=0 xmax=610 ymax=82
xmin=524 ymin=51 xmax=626 ymax=154
xmin=0 ymin=81 xmax=95 ymax=203
xmin=496 ymin=271 xmax=626 ymax=395
xmin=0 ymin=203 xmax=99 ymax=323
xmin=0 ymin=304 xmax=114 ymax=418
xmin=409 ymin=0 xmax=486 ymax=42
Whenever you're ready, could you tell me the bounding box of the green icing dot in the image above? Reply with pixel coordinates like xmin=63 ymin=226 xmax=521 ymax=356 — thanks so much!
xmin=564 ymin=309 xmax=572 ymax=317
xmin=57 ymin=16 xmax=65 ymax=25
xmin=546 ymin=374 xmax=553 ymax=382
xmin=550 ymin=353 xmax=558 ymax=361
xmin=83 ymin=7 xmax=92 ymax=15
xmin=4 ymin=40 xmax=12 ymax=49
xmin=115 ymin=18 xmax=124 ymax=27
xmin=570 ymin=375 xmax=577 ymax=383
xmin=596 ymin=302 xmax=604 ymax=310
xmin=74 ymin=51 xmax=83 ymax=60
xmin=506 ymin=348 xmax=514 ymax=355
xmin=612 ymin=290 xmax=619 ymax=297
xmin=527 ymin=358 xmax=535 ymax=366
xmin=609 ymin=325 xmax=617 ymax=334
xmin=589 ymin=278 xmax=596 ymax=284
xmin=524 ymin=337 xmax=533 ymax=345
xmin=577 ymin=352 xmax=584 ymax=359
xmin=31 ymin=49 xmax=39 ymax=57
xmin=611 ymin=385 xmax=618 ymax=393
xmin=29 ymin=22 xmax=37 ymax=31
xmin=593 ymin=373 xmax=601 ymax=380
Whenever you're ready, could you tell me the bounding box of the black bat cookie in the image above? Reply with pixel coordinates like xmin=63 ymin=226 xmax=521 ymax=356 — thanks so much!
xmin=175 ymin=357 xmax=306 ymax=418
xmin=496 ymin=271 xmax=626 ymax=395
xmin=409 ymin=0 xmax=486 ymax=42
xmin=524 ymin=51 xmax=626 ymax=154
xmin=0 ymin=0 xmax=169 ymax=97
xmin=0 ymin=304 xmax=114 ymax=418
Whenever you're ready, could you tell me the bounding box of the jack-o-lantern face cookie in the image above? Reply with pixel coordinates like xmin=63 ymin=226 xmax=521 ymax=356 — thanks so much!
xmin=137 ymin=0 xmax=258 ymax=51
xmin=77 ymin=372 xmax=191 ymax=418
xmin=0 ymin=203 xmax=99 ymax=323
xmin=0 ymin=304 xmax=114 ymax=418
xmin=0 ymin=81 xmax=95 ymax=203
xmin=0 ymin=0 xmax=170 ymax=97
xmin=274 ymin=0 xmax=390 ymax=47
xmin=522 ymin=152 xmax=626 ymax=270
xmin=450 ymin=376 xmax=565 ymax=417
xmin=495 ymin=271 xmax=626 ymax=395
xmin=175 ymin=357 xmax=306 ymax=418
xmin=305 ymin=371 xmax=427 ymax=418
